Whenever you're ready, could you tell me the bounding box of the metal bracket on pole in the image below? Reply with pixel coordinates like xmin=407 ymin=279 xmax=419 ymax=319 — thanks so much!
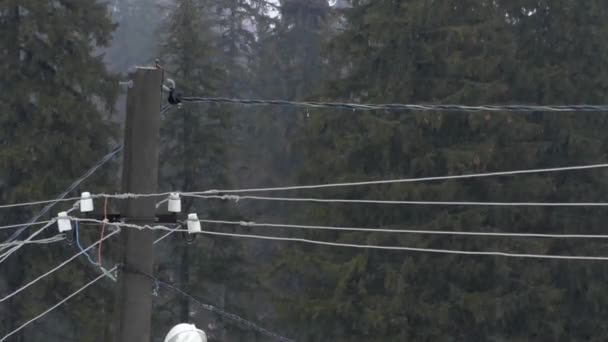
xmin=84 ymin=213 xmax=178 ymax=224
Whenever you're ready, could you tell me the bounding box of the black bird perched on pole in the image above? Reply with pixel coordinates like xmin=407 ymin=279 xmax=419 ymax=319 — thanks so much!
xmin=163 ymin=78 xmax=181 ymax=105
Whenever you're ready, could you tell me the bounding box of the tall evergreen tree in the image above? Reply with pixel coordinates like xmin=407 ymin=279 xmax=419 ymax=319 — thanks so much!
xmin=256 ymin=0 xmax=330 ymax=100
xmin=231 ymin=0 xmax=332 ymax=201
xmin=0 ymin=0 xmax=119 ymax=340
xmin=270 ymin=1 xmax=608 ymax=341
xmin=155 ymin=1 xmax=256 ymax=340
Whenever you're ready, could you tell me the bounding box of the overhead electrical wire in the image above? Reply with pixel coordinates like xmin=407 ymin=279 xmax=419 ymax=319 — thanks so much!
xmin=4 ymin=162 xmax=608 ymax=208
xmin=0 ymin=222 xmax=57 ymax=261
xmin=192 ymin=194 xmax=608 ymax=207
xmin=3 ymin=145 xmax=123 ymax=244
xmin=93 ymin=192 xmax=174 ymax=200
xmin=196 ymin=219 xmax=608 ymax=240
xmin=0 ymin=225 xmax=195 ymax=341
xmin=1 ymin=144 xmax=121 ymax=210
xmin=0 ymin=205 xmax=78 ymax=261
xmin=0 ymin=191 xmax=172 ymax=210
xmin=154 ymin=226 xmax=182 ymax=244
xmin=76 ymin=218 xmax=177 ymax=232
xmin=132 ymin=269 xmax=294 ymax=342
xmin=0 ymin=229 xmax=120 ymax=303
xmin=75 ymin=221 xmax=100 ymax=267
xmin=98 ymin=220 xmax=608 ymax=261
xmin=0 ymin=230 xmax=120 ymax=303
xmin=75 ymin=217 xmax=181 ymax=244
xmin=0 ymin=197 xmax=82 ymax=210
xmin=196 ymin=229 xmax=608 ymax=261
xmin=192 ymin=163 xmax=608 ymax=195
xmin=0 ymin=234 xmax=65 ymax=248
xmin=161 ymin=104 xmax=171 ymax=114
xmin=0 ymin=220 xmax=55 ymax=231
xmin=78 ymin=217 xmax=608 ymax=239
xmin=181 ymin=96 xmax=608 ymax=112
xmin=0 ymin=266 xmax=116 ymax=342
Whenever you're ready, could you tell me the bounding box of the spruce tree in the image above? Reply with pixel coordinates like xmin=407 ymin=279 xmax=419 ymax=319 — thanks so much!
xmin=0 ymin=1 xmax=119 ymax=341
xmin=155 ymin=1 xmax=255 ymax=340
xmin=271 ymin=1 xmax=608 ymax=340
xmin=236 ymin=0 xmax=332 ymax=211
xmin=256 ymin=0 xmax=331 ymax=100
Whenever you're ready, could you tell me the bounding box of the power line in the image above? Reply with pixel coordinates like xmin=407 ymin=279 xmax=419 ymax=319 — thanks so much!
xmin=0 ymin=191 xmax=173 ymax=211
xmin=104 ymin=221 xmax=608 ymax=261
xmin=0 ymin=220 xmax=55 ymax=231
xmin=0 ymin=229 xmax=120 ymax=303
xmin=76 ymin=219 xmax=182 ymax=245
xmin=130 ymin=269 xmax=294 ymax=342
xmin=154 ymin=226 xmax=182 ymax=244
xmin=94 ymin=192 xmax=174 ymax=200
xmin=196 ymin=229 xmax=608 ymax=261
xmin=192 ymin=194 xmax=608 ymax=207
xmin=5 ymin=162 xmax=608 ymax=208
xmin=0 ymin=266 xmax=116 ymax=342
xmin=0 ymin=197 xmax=81 ymax=210
xmin=0 ymin=206 xmax=77 ymax=260
xmin=181 ymin=96 xmax=608 ymax=112
xmin=0 ymin=222 xmax=57 ymax=261
xmin=0 ymin=145 xmax=122 ymax=211
xmin=194 ymin=163 xmax=608 ymax=195
xmin=197 ymin=219 xmax=608 ymax=239
xmin=75 ymin=221 xmax=100 ymax=267
xmin=4 ymin=145 xmax=122 ymax=243
xmin=161 ymin=104 xmax=172 ymax=114
xmin=78 ymin=218 xmax=183 ymax=246
xmin=76 ymin=218 xmax=176 ymax=232
xmin=0 ymin=234 xmax=65 ymax=248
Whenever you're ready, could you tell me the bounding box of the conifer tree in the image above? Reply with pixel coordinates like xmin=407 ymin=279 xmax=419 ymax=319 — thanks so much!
xmin=155 ymin=1 xmax=254 ymax=339
xmin=256 ymin=0 xmax=330 ymax=100
xmin=271 ymin=1 xmax=608 ymax=340
xmin=0 ymin=1 xmax=118 ymax=340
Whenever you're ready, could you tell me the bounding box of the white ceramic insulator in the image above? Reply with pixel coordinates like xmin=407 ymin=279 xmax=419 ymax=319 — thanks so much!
xmin=187 ymin=213 xmax=201 ymax=234
xmin=57 ymin=212 xmax=72 ymax=232
xmin=168 ymin=193 xmax=181 ymax=213
xmin=80 ymin=192 xmax=94 ymax=212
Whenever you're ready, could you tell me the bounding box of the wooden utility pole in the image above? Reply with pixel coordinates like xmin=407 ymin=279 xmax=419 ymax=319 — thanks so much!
xmin=115 ymin=67 xmax=162 ymax=342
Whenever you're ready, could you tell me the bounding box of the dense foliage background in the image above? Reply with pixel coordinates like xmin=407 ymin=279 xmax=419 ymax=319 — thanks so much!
xmin=3 ymin=0 xmax=608 ymax=341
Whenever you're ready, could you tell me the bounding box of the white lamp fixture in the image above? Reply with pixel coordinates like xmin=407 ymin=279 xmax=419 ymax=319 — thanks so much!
xmin=164 ymin=323 xmax=207 ymax=342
